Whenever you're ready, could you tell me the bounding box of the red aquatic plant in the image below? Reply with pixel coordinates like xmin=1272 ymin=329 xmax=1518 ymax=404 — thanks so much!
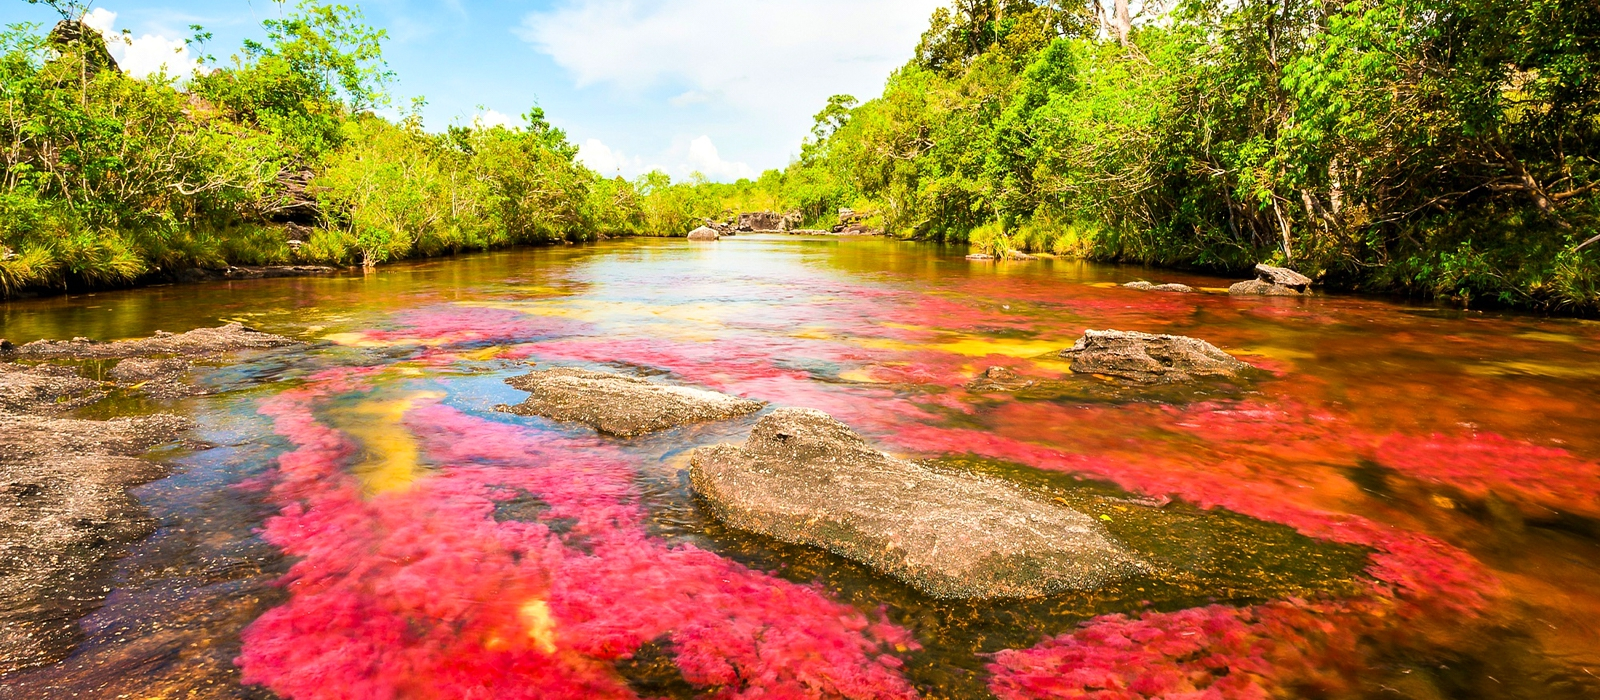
xmin=238 ymin=371 xmax=919 ymax=699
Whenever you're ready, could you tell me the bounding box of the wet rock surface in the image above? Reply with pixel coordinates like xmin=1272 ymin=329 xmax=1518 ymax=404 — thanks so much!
xmin=1230 ymin=264 xmax=1313 ymax=296
xmin=498 ymin=367 xmax=765 ymax=437
xmin=1124 ymin=280 xmax=1195 ymax=293
xmin=10 ymin=323 xmax=300 ymax=359
xmin=965 ymin=366 xmax=1036 ymax=393
xmin=689 ymin=408 xmax=1144 ymax=599
xmin=108 ymin=358 xmax=204 ymax=399
xmin=0 ymin=363 xmax=104 ymax=413
xmin=1060 ymin=329 xmax=1254 ymax=383
xmin=175 ymin=265 xmax=336 ymax=283
xmin=0 ymin=413 xmax=191 ymax=674
xmin=686 ymin=226 xmax=721 ymax=241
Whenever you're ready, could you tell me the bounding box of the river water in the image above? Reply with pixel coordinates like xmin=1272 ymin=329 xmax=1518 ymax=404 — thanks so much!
xmin=2 ymin=235 xmax=1598 ymax=699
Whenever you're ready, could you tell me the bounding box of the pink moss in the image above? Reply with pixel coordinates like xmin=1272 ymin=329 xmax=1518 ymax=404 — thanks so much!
xmin=238 ymin=372 xmax=919 ymax=699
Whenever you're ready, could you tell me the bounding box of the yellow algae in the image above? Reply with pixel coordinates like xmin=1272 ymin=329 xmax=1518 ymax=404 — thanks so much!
xmin=790 ymin=327 xmax=835 ymax=340
xmin=1238 ymin=346 xmax=1317 ymax=362
xmin=1467 ymin=360 xmax=1600 ymax=379
xmin=520 ymin=600 xmax=558 ymax=654
xmin=330 ymin=390 xmax=446 ymax=495
xmin=934 ymin=336 xmax=1063 ymax=358
xmin=838 ymin=368 xmax=889 ymax=383
xmin=456 ymin=346 xmax=506 ymax=361
xmin=1514 ymin=331 xmax=1581 ymax=344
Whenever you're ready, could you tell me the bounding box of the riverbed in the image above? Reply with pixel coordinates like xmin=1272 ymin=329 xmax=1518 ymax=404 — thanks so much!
xmin=2 ymin=235 xmax=1598 ymax=699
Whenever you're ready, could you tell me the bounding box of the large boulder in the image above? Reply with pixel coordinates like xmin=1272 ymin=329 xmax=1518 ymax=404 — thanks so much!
xmin=1060 ymin=329 xmax=1253 ymax=383
xmin=686 ymin=226 xmax=721 ymax=241
xmin=498 ymin=367 xmax=764 ymax=436
xmin=1230 ymin=264 xmax=1312 ymax=296
xmin=690 ymin=408 xmax=1143 ymax=599
xmin=1254 ymin=264 xmax=1313 ymax=291
xmin=736 ymin=211 xmax=784 ymax=231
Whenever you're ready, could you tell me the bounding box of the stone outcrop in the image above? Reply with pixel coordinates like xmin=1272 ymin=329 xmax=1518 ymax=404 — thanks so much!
xmin=1229 ymin=264 xmax=1313 ymax=296
xmin=1060 ymin=329 xmax=1253 ymax=383
xmin=0 ymin=411 xmax=190 ymax=674
xmin=690 ymin=408 xmax=1144 ymax=599
xmin=0 ymin=363 xmax=104 ymax=414
xmin=965 ymin=366 xmax=1036 ymax=392
xmin=175 ymin=265 xmax=335 ymax=283
xmin=687 ymin=226 xmax=721 ymax=241
xmin=1124 ymin=281 xmax=1195 ymax=293
xmin=10 ymin=323 xmax=300 ymax=360
xmin=109 ymin=358 xmax=205 ymax=398
xmin=498 ymin=367 xmax=765 ymax=437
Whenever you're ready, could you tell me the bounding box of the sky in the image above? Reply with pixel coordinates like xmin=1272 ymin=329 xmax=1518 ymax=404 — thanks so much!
xmin=1 ymin=0 xmax=948 ymax=181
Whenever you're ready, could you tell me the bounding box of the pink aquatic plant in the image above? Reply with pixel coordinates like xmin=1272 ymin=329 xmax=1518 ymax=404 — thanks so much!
xmin=1373 ymin=431 xmax=1600 ymax=517
xmin=238 ymin=372 xmax=919 ymax=699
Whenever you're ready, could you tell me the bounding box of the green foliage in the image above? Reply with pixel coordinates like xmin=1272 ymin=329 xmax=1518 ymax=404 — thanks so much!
xmin=782 ymin=0 xmax=1600 ymax=311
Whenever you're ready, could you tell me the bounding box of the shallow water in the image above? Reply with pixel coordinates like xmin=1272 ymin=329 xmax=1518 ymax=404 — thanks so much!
xmin=3 ymin=235 xmax=1599 ymax=699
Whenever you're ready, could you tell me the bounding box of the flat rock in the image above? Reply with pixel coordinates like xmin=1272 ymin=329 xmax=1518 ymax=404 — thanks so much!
xmin=13 ymin=323 xmax=299 ymax=359
xmin=109 ymin=357 xmax=205 ymax=398
xmin=498 ymin=367 xmax=764 ymax=436
xmin=0 ymin=412 xmax=189 ymax=673
xmin=1060 ymin=329 xmax=1253 ymax=383
xmin=0 ymin=363 xmax=103 ymax=414
xmin=690 ymin=408 xmax=1143 ymax=599
xmin=687 ymin=226 xmax=721 ymax=241
xmin=1228 ymin=279 xmax=1302 ymax=296
xmin=1254 ymin=264 xmax=1312 ymax=291
xmin=1124 ymin=281 xmax=1194 ymax=293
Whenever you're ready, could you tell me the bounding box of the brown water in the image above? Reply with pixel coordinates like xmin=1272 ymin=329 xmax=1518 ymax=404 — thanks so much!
xmin=2 ymin=236 xmax=1598 ymax=699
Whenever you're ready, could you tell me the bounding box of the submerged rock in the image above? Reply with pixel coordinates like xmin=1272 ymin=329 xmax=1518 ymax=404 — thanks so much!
xmin=109 ymin=357 xmax=205 ymax=398
xmin=0 ymin=413 xmax=190 ymax=674
xmin=1230 ymin=264 xmax=1312 ymax=296
xmin=1124 ymin=281 xmax=1195 ymax=293
xmin=965 ymin=366 xmax=1036 ymax=393
xmin=1060 ymin=329 xmax=1253 ymax=383
xmin=690 ymin=408 xmax=1143 ymax=599
xmin=498 ymin=367 xmax=765 ymax=436
xmin=687 ymin=226 xmax=721 ymax=241
xmin=14 ymin=323 xmax=300 ymax=359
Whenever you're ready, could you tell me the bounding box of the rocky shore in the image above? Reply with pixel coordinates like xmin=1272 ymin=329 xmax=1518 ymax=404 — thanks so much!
xmin=0 ymin=324 xmax=301 ymax=675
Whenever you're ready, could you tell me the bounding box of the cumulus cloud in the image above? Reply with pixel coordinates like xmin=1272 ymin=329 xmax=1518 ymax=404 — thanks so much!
xmin=82 ymin=8 xmax=199 ymax=81
xmin=576 ymin=138 xmax=650 ymax=177
xmin=518 ymin=0 xmax=945 ymax=179
xmin=686 ymin=135 xmax=754 ymax=181
xmin=474 ymin=109 xmax=515 ymax=129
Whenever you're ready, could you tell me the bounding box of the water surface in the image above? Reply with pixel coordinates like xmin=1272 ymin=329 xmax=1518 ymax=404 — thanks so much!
xmin=3 ymin=236 xmax=1599 ymax=699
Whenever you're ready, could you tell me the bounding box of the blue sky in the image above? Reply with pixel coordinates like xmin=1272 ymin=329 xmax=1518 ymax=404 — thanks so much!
xmin=1 ymin=1 xmax=946 ymax=181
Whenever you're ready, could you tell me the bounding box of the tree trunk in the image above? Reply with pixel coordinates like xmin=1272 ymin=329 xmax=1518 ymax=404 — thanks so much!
xmin=1113 ymin=0 xmax=1132 ymax=45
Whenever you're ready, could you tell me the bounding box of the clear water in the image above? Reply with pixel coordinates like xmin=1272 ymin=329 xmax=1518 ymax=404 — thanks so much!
xmin=2 ymin=236 xmax=1598 ymax=699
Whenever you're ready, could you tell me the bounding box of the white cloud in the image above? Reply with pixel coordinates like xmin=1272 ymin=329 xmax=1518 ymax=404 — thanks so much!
xmin=82 ymin=8 xmax=199 ymax=81
xmin=686 ymin=135 xmax=754 ymax=181
xmin=576 ymin=138 xmax=650 ymax=177
xmin=474 ymin=109 xmax=515 ymax=129
xmin=518 ymin=0 xmax=946 ymax=178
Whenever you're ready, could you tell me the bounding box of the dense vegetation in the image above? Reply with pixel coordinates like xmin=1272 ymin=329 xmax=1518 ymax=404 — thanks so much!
xmin=2 ymin=0 xmax=1596 ymax=311
xmin=774 ymin=0 xmax=1600 ymax=310
xmin=0 ymin=0 xmax=729 ymax=295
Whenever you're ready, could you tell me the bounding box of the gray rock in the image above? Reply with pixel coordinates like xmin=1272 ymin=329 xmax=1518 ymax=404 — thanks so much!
xmin=690 ymin=408 xmax=1143 ymax=599
xmin=109 ymin=358 xmax=205 ymax=398
xmin=1124 ymin=281 xmax=1194 ymax=293
xmin=1228 ymin=279 xmax=1302 ymax=296
xmin=1060 ymin=329 xmax=1253 ymax=383
xmin=498 ymin=367 xmax=764 ymax=436
xmin=965 ymin=366 xmax=1036 ymax=393
xmin=0 ymin=363 xmax=103 ymax=414
xmin=15 ymin=323 xmax=299 ymax=359
xmin=0 ymin=413 xmax=189 ymax=673
xmin=1254 ymin=264 xmax=1313 ymax=291
xmin=687 ymin=226 xmax=721 ymax=241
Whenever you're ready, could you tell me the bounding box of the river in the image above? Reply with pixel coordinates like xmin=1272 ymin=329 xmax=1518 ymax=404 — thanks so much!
xmin=2 ymin=235 xmax=1598 ymax=699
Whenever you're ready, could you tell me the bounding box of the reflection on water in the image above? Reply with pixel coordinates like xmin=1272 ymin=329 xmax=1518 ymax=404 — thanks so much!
xmin=2 ymin=236 xmax=1599 ymax=698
